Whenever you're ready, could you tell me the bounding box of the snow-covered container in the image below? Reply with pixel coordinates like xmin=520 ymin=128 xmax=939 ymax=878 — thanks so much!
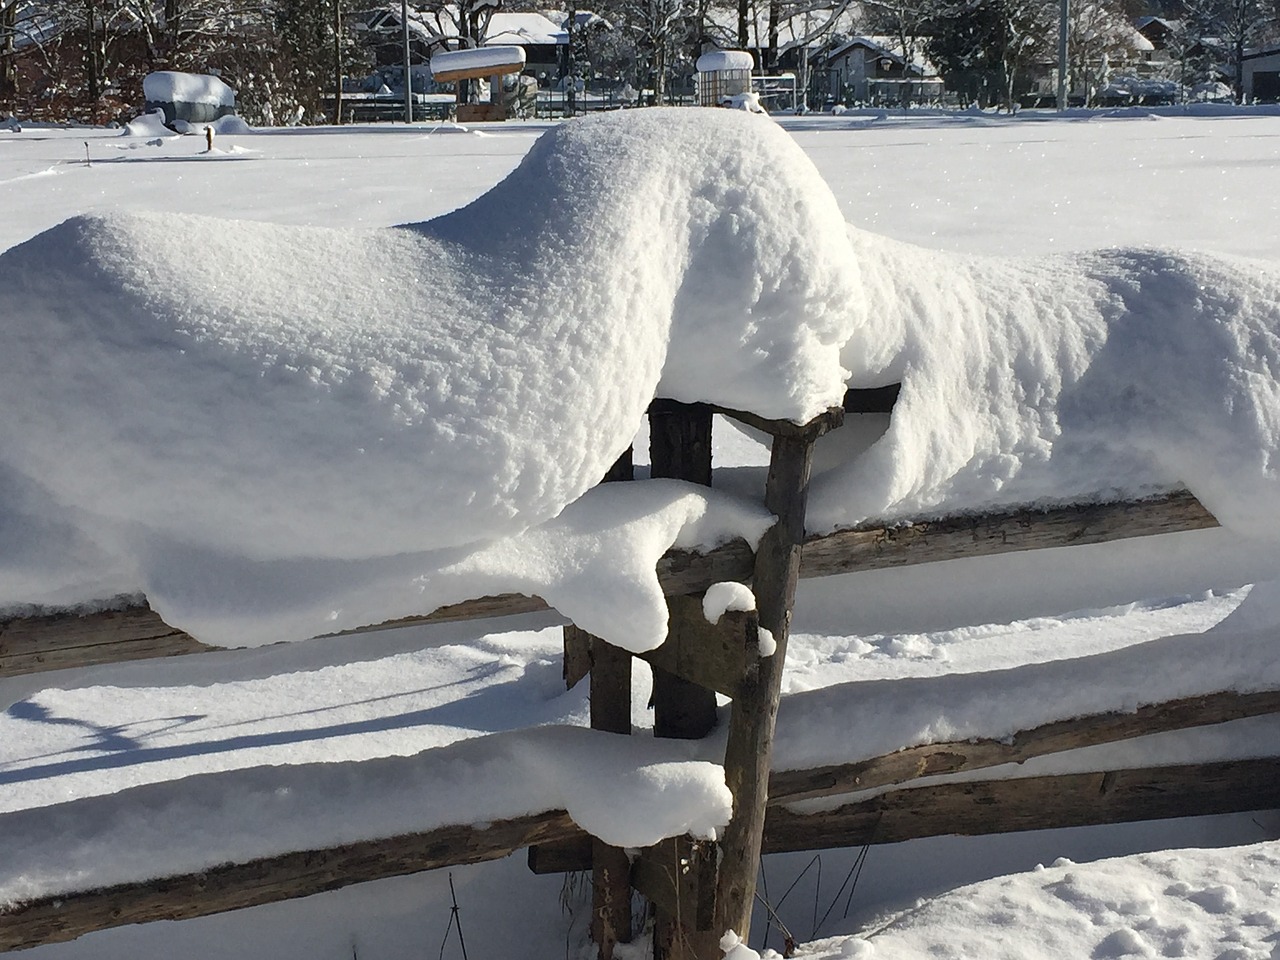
xmin=432 ymin=46 xmax=527 ymax=122
xmin=695 ymin=49 xmax=754 ymax=107
xmin=429 ymin=46 xmax=526 ymax=83
xmin=142 ymin=71 xmax=237 ymax=126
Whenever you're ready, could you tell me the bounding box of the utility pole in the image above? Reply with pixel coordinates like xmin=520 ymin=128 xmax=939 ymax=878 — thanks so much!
xmin=1056 ymin=0 xmax=1069 ymax=109
xmin=333 ymin=0 xmax=343 ymax=124
xmin=402 ymin=0 xmax=413 ymax=123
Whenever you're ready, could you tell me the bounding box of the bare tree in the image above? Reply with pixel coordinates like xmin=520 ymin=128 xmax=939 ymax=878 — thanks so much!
xmin=1066 ymin=0 xmax=1136 ymax=103
xmin=0 ymin=1 xmax=17 ymax=111
xmin=1181 ymin=0 xmax=1279 ymax=99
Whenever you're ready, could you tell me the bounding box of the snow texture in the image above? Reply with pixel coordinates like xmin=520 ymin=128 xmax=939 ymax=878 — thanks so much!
xmin=798 ymin=842 xmax=1280 ymax=959
xmin=703 ymin=580 xmax=756 ymax=622
xmin=142 ymin=71 xmax=236 ymax=107
xmin=697 ymin=50 xmax=756 ymax=72
xmin=138 ymin=479 xmax=773 ymax=650
xmin=430 ymin=45 xmax=526 ymax=77
xmin=120 ymin=109 xmax=177 ymax=138
xmin=815 ymin=231 xmax=1280 ymax=534
xmin=771 ymin=595 xmax=1280 ymax=775
xmin=0 ymin=110 xmax=855 ymax=642
xmin=0 ymin=724 xmax=731 ymax=905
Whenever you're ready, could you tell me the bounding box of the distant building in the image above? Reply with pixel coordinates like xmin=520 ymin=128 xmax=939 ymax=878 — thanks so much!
xmin=1134 ymin=17 xmax=1180 ymax=52
xmin=822 ymin=37 xmax=942 ymax=106
xmin=1243 ymin=46 xmax=1280 ymax=102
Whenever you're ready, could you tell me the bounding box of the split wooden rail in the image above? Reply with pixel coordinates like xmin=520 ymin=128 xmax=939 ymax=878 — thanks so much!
xmin=3 ymin=386 xmax=1275 ymax=959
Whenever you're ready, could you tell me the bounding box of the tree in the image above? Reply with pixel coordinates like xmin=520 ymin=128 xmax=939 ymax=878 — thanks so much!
xmin=863 ymin=0 xmax=936 ymax=80
xmin=926 ymin=0 xmax=1056 ymax=108
xmin=1 ymin=1 xmax=17 ymax=112
xmin=1181 ymin=0 xmax=1279 ymax=99
xmin=1066 ymin=0 xmax=1138 ymax=103
xmin=925 ymin=0 xmax=1007 ymax=105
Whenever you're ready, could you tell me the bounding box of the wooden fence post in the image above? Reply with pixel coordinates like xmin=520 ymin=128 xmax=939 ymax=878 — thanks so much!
xmin=648 ymin=401 xmax=723 ymax=960
xmin=590 ymin=635 xmax=633 ymax=958
xmin=714 ymin=411 xmax=840 ymax=943
xmin=648 ymin=401 xmax=718 ymax=741
xmin=564 ymin=448 xmax=637 ymax=960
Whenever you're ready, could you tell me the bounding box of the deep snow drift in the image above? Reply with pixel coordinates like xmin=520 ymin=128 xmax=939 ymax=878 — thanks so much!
xmin=812 ymin=234 xmax=1280 ymax=533
xmin=3 ymin=113 xmax=1280 ymax=960
xmin=7 ymin=108 xmax=1280 ymax=654
xmin=0 ymin=110 xmax=856 ymax=642
xmin=0 ymin=109 xmax=855 ymax=567
xmin=795 ymin=840 xmax=1280 ymax=959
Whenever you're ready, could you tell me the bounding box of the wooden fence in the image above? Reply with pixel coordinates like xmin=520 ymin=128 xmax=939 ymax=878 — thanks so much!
xmin=3 ymin=387 xmax=1277 ymax=958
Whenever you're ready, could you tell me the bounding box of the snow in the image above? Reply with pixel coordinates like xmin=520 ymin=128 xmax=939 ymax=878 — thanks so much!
xmin=483 ymin=13 xmax=567 ymax=47
xmin=723 ymin=92 xmax=768 ymax=113
xmin=132 ymin=479 xmax=772 ymax=651
xmin=430 ymin=45 xmax=526 ymax=78
xmin=704 ymin=581 xmax=756 ymax=622
xmin=0 ymin=724 xmax=730 ymax=903
xmin=3 ymin=109 xmax=1280 ymax=959
xmin=119 ymin=109 xmax=176 ymax=138
xmin=772 ymin=596 xmax=1280 ymax=775
xmin=811 ymin=237 xmax=1280 ymax=533
xmin=796 ymin=842 xmax=1280 ymax=959
xmin=0 ymin=110 xmax=855 ymax=646
xmin=697 ymin=50 xmax=755 ymax=72
xmin=142 ymin=71 xmax=236 ymax=107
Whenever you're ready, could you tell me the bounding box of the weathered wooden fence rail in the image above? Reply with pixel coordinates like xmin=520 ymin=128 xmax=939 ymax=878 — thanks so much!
xmin=4 ymin=687 xmax=1278 ymax=952
xmin=0 ymin=491 xmax=1217 ymax=679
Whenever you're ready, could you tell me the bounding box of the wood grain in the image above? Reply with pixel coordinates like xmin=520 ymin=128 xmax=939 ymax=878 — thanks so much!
xmin=0 ymin=811 xmax=580 ymax=952
xmin=762 ymin=758 xmax=1280 ymax=853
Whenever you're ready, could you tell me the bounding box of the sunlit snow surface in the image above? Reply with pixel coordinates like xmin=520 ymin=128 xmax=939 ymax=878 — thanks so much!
xmin=4 ymin=109 xmax=1280 ymax=958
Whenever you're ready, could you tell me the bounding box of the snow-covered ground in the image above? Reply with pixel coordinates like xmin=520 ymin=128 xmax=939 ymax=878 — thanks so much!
xmin=3 ymin=107 xmax=1280 ymax=959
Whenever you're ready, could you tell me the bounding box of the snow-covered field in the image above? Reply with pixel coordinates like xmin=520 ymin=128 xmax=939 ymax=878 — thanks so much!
xmin=3 ymin=107 xmax=1280 ymax=959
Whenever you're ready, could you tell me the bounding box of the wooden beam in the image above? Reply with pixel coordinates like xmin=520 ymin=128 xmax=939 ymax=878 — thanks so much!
xmin=762 ymin=758 xmax=1280 ymax=854
xmin=588 ymin=637 xmax=634 ymax=958
xmin=0 ymin=606 xmax=212 ymax=675
xmin=0 ymin=492 xmax=1218 ymax=680
xmin=634 ymin=837 xmax=718 ymax=932
xmin=13 ymin=749 xmax=1279 ymax=952
xmin=536 ymin=757 xmax=1280 ymax=878
xmin=527 ymin=834 xmax=593 ymax=875
xmin=710 ymin=404 xmax=845 ymax=440
xmin=649 ymin=401 xmax=718 ymax=742
xmin=648 ymin=400 xmax=719 ymax=959
xmin=842 ymin=385 xmax=900 ymax=415
xmin=799 ymin=489 xmax=1219 ymax=580
xmin=574 ymin=445 xmax=639 ymax=960
xmin=530 ymin=686 xmax=1280 ymax=875
xmin=638 ymin=837 xmax=720 ymax=960
xmin=0 ymin=810 xmax=580 ymax=953
xmin=767 ymin=688 xmax=1280 ymax=803
xmin=636 ymin=597 xmax=754 ymax=699
xmin=715 ymin=411 xmax=834 ymax=943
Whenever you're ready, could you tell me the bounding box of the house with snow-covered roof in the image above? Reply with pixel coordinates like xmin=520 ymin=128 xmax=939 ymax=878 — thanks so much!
xmin=822 ymin=36 xmax=942 ymax=106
